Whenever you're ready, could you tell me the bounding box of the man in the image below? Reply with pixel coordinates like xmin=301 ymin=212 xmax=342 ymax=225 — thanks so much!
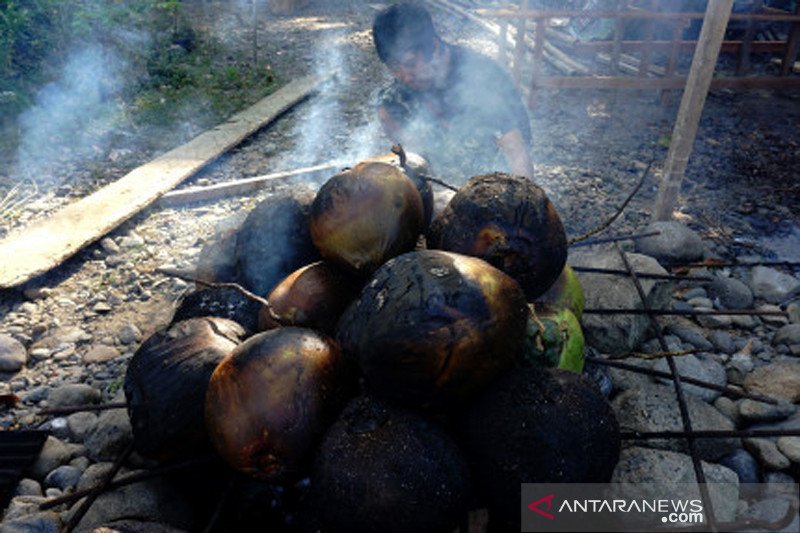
xmin=373 ymin=2 xmax=534 ymax=184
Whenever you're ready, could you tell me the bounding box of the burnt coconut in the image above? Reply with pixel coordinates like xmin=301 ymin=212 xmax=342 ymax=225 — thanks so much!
xmin=205 ymin=327 xmax=352 ymax=480
xmin=235 ymin=189 xmax=321 ymax=296
xmin=427 ymin=173 xmax=567 ymax=300
xmin=304 ymin=395 xmax=470 ymax=533
xmin=258 ymin=261 xmax=361 ymax=335
xmin=171 ymin=286 xmax=261 ymax=335
xmin=124 ymin=318 xmax=246 ymax=462
xmin=465 ymin=366 xmax=620 ymax=528
xmin=337 ymin=250 xmax=528 ymax=406
xmin=310 ymin=161 xmax=425 ymax=275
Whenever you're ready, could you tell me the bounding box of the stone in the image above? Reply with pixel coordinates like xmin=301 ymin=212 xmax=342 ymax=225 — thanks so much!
xmin=605 ymin=356 xmax=655 ymax=393
xmin=47 ymin=384 xmax=101 ymax=408
xmin=633 ymin=221 xmax=705 ymax=263
xmin=750 ymin=266 xmax=800 ymax=304
xmin=682 ymin=287 xmax=708 ymax=301
xmin=708 ymin=276 xmax=754 ymax=310
xmin=664 ymin=320 xmax=713 ymax=351
xmin=738 ymin=399 xmax=796 ymax=423
xmin=740 ymin=498 xmax=800 ymax=533
xmin=84 ymin=409 xmax=133 ymax=462
xmin=13 ymin=478 xmax=42 ymax=497
xmin=709 ymin=330 xmax=737 ymax=355
xmin=695 ymin=308 xmax=733 ymax=329
xmin=743 ymin=438 xmax=791 ymax=471
xmin=759 ymin=304 xmax=789 ymax=326
xmin=4 ymin=495 xmax=50 ymax=521
xmin=713 ymin=397 xmax=741 ymax=426
xmin=66 ymin=475 xmax=195 ymax=532
xmin=0 ymin=511 xmax=61 ymax=532
xmin=688 ymin=296 xmax=714 ymax=308
xmin=776 ymin=436 xmax=800 ymax=464
xmin=730 ymin=314 xmax=759 ymax=330
xmin=788 ymin=302 xmax=800 ymax=323
xmin=652 ymin=353 xmax=727 ymax=403
xmin=718 ymin=448 xmax=760 ymax=484
xmin=117 ymin=323 xmax=142 ymax=345
xmin=27 ymin=436 xmax=71 ymax=480
xmin=0 ymin=334 xmax=27 ymax=372
xmin=726 ymin=351 xmax=754 ymax=386
xmin=67 ymin=411 xmax=99 ymax=443
xmin=100 ymin=237 xmax=121 ymax=254
xmin=773 ymin=323 xmax=800 ymax=352
xmin=571 ymin=248 xmax=673 ymax=355
xmin=743 ymin=361 xmax=800 ymax=402
xmin=611 ymin=384 xmax=738 ymax=461
xmin=83 ymin=344 xmax=121 ymax=363
xmin=43 ymin=465 xmax=82 ymax=491
xmin=611 ymin=447 xmax=739 ymax=522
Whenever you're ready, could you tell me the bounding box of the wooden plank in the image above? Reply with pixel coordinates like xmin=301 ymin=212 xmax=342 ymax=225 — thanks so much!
xmin=573 ymin=39 xmax=788 ymax=54
xmin=158 ymin=162 xmax=339 ymax=207
xmin=0 ymin=73 xmax=329 ymax=289
xmin=654 ymin=0 xmax=734 ymax=220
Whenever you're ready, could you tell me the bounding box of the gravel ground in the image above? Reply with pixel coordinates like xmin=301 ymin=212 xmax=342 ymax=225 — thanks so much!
xmin=0 ymin=0 xmax=799 ymax=529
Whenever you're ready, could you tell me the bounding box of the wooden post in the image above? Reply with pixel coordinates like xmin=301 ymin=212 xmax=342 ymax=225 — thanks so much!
xmin=781 ymin=2 xmax=800 ymax=76
xmin=653 ymin=0 xmax=733 ymax=221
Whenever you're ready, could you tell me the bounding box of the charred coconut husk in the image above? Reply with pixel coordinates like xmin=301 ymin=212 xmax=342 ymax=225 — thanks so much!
xmin=465 ymin=366 xmax=620 ymax=528
xmin=304 ymin=395 xmax=471 ymax=533
xmin=309 ymin=161 xmax=425 ymax=275
xmin=171 ymin=286 xmax=261 ymax=335
xmin=427 ymin=173 xmax=567 ymax=300
xmin=336 ymin=250 xmax=528 ymax=406
xmin=124 ymin=317 xmax=246 ymax=462
xmin=235 ymin=190 xmax=321 ymax=296
xmin=368 ymin=149 xmax=435 ymax=227
xmin=204 ymin=327 xmax=353 ymax=481
xmin=258 ymin=261 xmax=362 ymax=335
xmin=195 ymin=225 xmax=240 ymax=284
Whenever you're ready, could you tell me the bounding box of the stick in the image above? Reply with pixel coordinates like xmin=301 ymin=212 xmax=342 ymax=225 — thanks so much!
xmin=568 ymin=160 xmax=653 ymax=245
xmin=583 ymin=307 xmax=787 ymax=316
xmin=158 ymin=162 xmax=340 ymax=207
xmin=569 ymin=230 xmax=660 ymax=248
xmin=155 ymin=268 xmax=283 ymax=323
xmin=38 ymin=402 xmax=127 ymax=417
xmin=571 ymin=266 xmax=714 ymax=282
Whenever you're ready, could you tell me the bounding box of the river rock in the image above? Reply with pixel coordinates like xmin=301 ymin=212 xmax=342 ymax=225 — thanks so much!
xmin=718 ymin=448 xmax=760 ymax=484
xmin=708 ymin=275 xmax=754 ymax=310
xmin=750 ymin=266 xmax=800 ymax=304
xmin=47 ymin=384 xmax=101 ymax=408
xmin=652 ymin=353 xmax=726 ymax=402
xmin=772 ymin=323 xmax=800 ymax=354
xmin=13 ymin=478 xmax=42 ymax=498
xmin=776 ymin=436 xmax=800 ymax=464
xmin=43 ymin=464 xmax=82 ymax=491
xmin=27 ymin=436 xmax=71 ymax=480
xmin=743 ymin=438 xmax=791 ymax=471
xmin=709 ymin=330 xmax=737 ymax=355
xmin=738 ymin=399 xmax=797 ymax=423
xmin=0 ymin=334 xmax=27 ymax=373
xmin=740 ymin=497 xmax=800 ymax=533
xmin=633 ymin=221 xmax=705 ymax=263
xmin=83 ymin=345 xmax=121 ymax=363
xmin=611 ymin=447 xmax=738 ymax=522
xmin=664 ymin=320 xmax=713 ymax=351
xmin=571 ymin=248 xmax=673 ymax=355
xmin=743 ymin=361 xmax=800 ymax=402
xmin=0 ymin=510 xmax=61 ymax=532
xmin=84 ymin=409 xmax=133 ymax=462
xmin=66 ymin=475 xmax=195 ymax=532
xmin=67 ymin=412 xmax=99 ymax=443
xmin=611 ymin=383 xmax=738 ymax=460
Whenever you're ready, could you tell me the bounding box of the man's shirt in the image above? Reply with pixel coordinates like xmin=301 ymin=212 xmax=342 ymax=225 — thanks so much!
xmin=378 ymin=44 xmax=532 ymax=184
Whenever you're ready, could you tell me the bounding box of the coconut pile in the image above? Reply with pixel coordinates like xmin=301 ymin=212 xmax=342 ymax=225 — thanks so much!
xmin=120 ymin=153 xmax=620 ymax=532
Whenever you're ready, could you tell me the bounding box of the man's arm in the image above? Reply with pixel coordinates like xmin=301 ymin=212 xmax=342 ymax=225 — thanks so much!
xmin=497 ymin=128 xmax=534 ymax=180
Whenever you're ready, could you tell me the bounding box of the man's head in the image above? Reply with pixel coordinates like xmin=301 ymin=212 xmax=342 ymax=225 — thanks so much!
xmin=373 ymin=3 xmax=443 ymax=91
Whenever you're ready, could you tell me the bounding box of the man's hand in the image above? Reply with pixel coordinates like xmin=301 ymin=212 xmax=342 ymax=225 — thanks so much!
xmin=497 ymin=128 xmax=534 ymax=180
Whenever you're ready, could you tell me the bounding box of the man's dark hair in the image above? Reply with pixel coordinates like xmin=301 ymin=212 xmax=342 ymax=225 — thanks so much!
xmin=372 ymin=2 xmax=439 ymax=66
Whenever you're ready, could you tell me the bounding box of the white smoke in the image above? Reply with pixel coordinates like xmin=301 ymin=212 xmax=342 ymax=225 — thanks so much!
xmin=12 ymin=45 xmax=126 ymax=183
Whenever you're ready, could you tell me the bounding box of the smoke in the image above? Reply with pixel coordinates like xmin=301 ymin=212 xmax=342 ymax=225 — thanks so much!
xmin=12 ymin=46 xmax=127 ymax=183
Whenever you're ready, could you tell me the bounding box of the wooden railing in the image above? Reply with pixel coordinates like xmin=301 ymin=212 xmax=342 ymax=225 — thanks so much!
xmin=476 ymin=0 xmax=800 ymax=104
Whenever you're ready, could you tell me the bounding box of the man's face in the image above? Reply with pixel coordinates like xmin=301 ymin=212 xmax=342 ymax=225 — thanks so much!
xmin=390 ymin=48 xmax=438 ymax=91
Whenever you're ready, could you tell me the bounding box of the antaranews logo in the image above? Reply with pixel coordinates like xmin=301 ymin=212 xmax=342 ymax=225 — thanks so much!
xmin=527 ymin=494 xmax=555 ymax=520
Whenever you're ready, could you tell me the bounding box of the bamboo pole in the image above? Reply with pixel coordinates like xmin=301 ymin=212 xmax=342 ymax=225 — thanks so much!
xmin=653 ymin=0 xmax=733 ymax=221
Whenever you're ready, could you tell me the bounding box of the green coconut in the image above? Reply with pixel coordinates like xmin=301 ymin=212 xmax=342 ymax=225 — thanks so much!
xmin=523 ymin=304 xmax=585 ymax=373
xmin=534 ymin=264 xmax=585 ymax=320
